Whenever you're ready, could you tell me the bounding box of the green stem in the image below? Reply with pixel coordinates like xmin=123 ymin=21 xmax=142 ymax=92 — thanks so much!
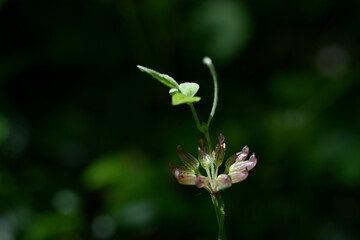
xmin=206 ymin=168 xmax=215 ymax=190
xmin=204 ymin=129 xmax=216 ymax=184
xmin=189 ymin=58 xmax=225 ymax=240
xmin=188 ymin=103 xmax=216 ymax=188
xmin=189 ymin=57 xmax=220 ymax=192
xmin=203 ymin=57 xmax=219 ymax=128
xmin=189 ymin=103 xmax=203 ymax=133
xmin=211 ymin=193 xmax=226 ymax=240
xmin=204 ymin=130 xmax=213 ymax=153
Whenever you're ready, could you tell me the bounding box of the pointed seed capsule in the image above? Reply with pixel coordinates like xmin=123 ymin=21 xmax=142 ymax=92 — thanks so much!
xmin=229 ymin=170 xmax=249 ymax=183
xmin=198 ymin=139 xmax=211 ymax=169
xmin=229 ymin=160 xmax=254 ymax=173
xmin=215 ymin=174 xmax=232 ymax=192
xmin=174 ymin=168 xmax=196 ymax=185
xmin=236 ymin=145 xmax=249 ymax=162
xmin=247 ymin=153 xmax=257 ymax=171
xmin=168 ymin=162 xmax=194 ymax=175
xmin=224 ymin=153 xmax=239 ymax=173
xmin=213 ymin=133 xmax=226 ymax=168
xmin=177 ymin=145 xmax=199 ymax=171
xmin=195 ymin=175 xmax=210 ymax=188
xmin=224 ymin=145 xmax=249 ymax=173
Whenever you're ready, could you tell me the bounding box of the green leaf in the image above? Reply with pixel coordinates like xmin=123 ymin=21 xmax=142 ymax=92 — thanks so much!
xmin=137 ymin=65 xmax=179 ymax=89
xmin=172 ymin=93 xmax=201 ymax=105
xmin=169 ymin=88 xmax=179 ymax=96
xmin=179 ymin=82 xmax=200 ymax=97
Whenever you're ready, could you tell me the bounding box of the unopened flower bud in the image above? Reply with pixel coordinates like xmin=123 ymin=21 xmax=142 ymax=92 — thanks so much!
xmin=224 ymin=145 xmax=249 ymax=173
xmin=168 ymin=161 xmax=194 ymax=175
xmin=213 ymin=133 xmax=226 ymax=168
xmin=228 ymin=170 xmax=249 ymax=183
xmin=224 ymin=153 xmax=238 ymax=173
xmin=236 ymin=145 xmax=249 ymax=161
xmin=247 ymin=153 xmax=257 ymax=171
xmin=177 ymin=145 xmax=199 ymax=171
xmin=198 ymin=138 xmax=211 ymax=169
xmin=174 ymin=168 xmax=196 ymax=185
xmin=224 ymin=146 xmax=257 ymax=186
xmin=229 ymin=153 xmax=257 ymax=173
xmin=195 ymin=175 xmax=210 ymax=188
xmin=215 ymin=174 xmax=232 ymax=192
xmin=169 ymin=162 xmax=209 ymax=188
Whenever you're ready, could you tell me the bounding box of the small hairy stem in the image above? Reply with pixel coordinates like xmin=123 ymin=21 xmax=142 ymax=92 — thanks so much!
xmin=203 ymin=57 xmax=219 ymax=128
xmin=189 ymin=103 xmax=203 ymax=133
xmin=211 ymin=193 xmax=226 ymax=240
xmin=204 ymin=130 xmax=213 ymax=153
xmin=188 ymin=102 xmax=216 ymax=188
xmin=204 ymin=129 xmax=216 ymax=184
xmin=206 ymin=168 xmax=215 ymax=190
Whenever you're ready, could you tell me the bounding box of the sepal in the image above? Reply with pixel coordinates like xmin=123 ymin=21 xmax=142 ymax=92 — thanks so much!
xmin=227 ymin=153 xmax=256 ymax=184
xmin=215 ymin=174 xmax=232 ymax=192
xmin=198 ymin=139 xmax=211 ymax=169
xmin=174 ymin=169 xmax=196 ymax=185
xmin=224 ymin=145 xmax=249 ymax=173
xmin=246 ymin=153 xmax=257 ymax=171
xmin=236 ymin=145 xmax=250 ymax=162
xmin=229 ymin=153 xmax=257 ymax=172
xmin=213 ymin=134 xmax=226 ymax=168
xmin=168 ymin=161 xmax=194 ymax=175
xmin=176 ymin=145 xmax=199 ymax=171
xmin=195 ymin=175 xmax=210 ymax=188
xmin=228 ymin=170 xmax=249 ymax=183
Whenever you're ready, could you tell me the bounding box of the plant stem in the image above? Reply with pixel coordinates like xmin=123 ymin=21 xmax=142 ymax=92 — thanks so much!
xmin=206 ymin=168 xmax=215 ymax=190
xmin=190 ymin=58 xmax=226 ymax=240
xmin=188 ymin=103 xmax=216 ymax=188
xmin=203 ymin=57 xmax=219 ymax=128
xmin=204 ymin=129 xmax=216 ymax=184
xmin=211 ymin=193 xmax=226 ymax=240
xmin=188 ymin=102 xmax=216 ymax=186
xmin=202 ymin=57 xmax=219 ymax=189
xmin=204 ymin=129 xmax=213 ymax=153
xmin=189 ymin=103 xmax=203 ymax=133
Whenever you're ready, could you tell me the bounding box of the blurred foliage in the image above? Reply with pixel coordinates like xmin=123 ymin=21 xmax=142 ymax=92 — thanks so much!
xmin=188 ymin=0 xmax=252 ymax=64
xmin=1 ymin=0 xmax=360 ymax=239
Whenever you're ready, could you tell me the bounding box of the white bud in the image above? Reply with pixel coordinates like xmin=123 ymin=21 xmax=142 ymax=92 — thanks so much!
xmin=202 ymin=57 xmax=213 ymax=66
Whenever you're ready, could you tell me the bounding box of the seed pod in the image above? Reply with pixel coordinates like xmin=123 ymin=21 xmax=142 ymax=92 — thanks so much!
xmin=247 ymin=153 xmax=257 ymax=171
xmin=228 ymin=170 xmax=249 ymax=183
xmin=236 ymin=145 xmax=249 ymax=162
xmin=224 ymin=146 xmax=249 ymax=173
xmin=177 ymin=145 xmax=199 ymax=171
xmin=224 ymin=153 xmax=238 ymax=173
xmin=195 ymin=175 xmax=210 ymax=188
xmin=174 ymin=168 xmax=196 ymax=185
xmin=213 ymin=134 xmax=226 ymax=168
xmin=229 ymin=153 xmax=257 ymax=173
xmin=168 ymin=161 xmax=194 ymax=175
xmin=215 ymin=174 xmax=232 ymax=192
xmin=198 ymin=139 xmax=211 ymax=169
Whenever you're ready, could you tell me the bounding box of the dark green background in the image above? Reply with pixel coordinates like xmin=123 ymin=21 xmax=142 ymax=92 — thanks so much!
xmin=1 ymin=0 xmax=360 ymax=239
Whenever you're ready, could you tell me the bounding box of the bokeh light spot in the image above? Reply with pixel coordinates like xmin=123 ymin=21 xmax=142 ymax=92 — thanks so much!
xmin=91 ymin=215 xmax=116 ymax=239
xmin=315 ymin=44 xmax=349 ymax=79
xmin=189 ymin=0 xmax=252 ymax=64
xmin=0 ymin=218 xmax=14 ymax=240
xmin=52 ymin=190 xmax=79 ymax=215
xmin=118 ymin=200 xmax=156 ymax=227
